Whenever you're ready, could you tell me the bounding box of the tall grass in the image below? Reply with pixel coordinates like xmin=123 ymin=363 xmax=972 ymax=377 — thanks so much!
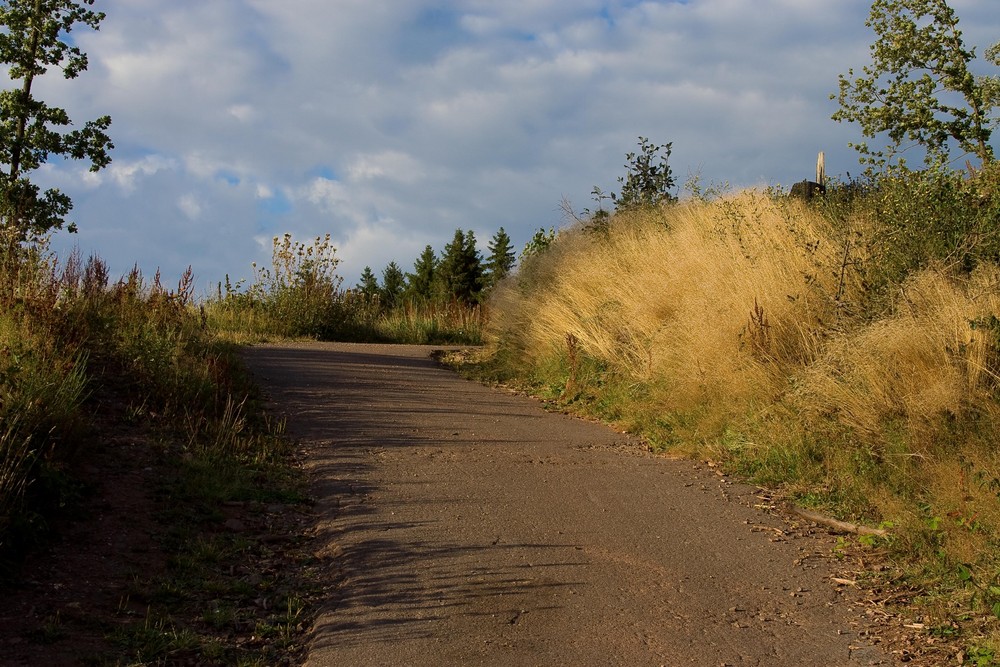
xmin=376 ymin=299 xmax=485 ymax=345
xmin=0 ymin=243 xmax=292 ymax=561
xmin=491 ymin=194 xmax=860 ymax=430
xmin=482 ymin=168 xmax=1000 ymax=649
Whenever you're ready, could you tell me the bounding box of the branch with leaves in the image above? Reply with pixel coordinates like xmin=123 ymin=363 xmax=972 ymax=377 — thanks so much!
xmin=0 ymin=0 xmax=113 ymax=245
xmin=832 ymin=0 xmax=998 ymax=171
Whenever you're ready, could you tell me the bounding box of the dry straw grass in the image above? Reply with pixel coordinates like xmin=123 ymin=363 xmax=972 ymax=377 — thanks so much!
xmin=489 ymin=190 xmax=1000 ymax=494
xmin=796 ymin=266 xmax=1000 ymax=447
xmin=493 ymin=192 xmax=863 ymax=419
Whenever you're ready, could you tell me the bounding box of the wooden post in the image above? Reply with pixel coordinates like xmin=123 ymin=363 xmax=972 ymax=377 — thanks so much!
xmin=816 ymin=151 xmax=825 ymax=188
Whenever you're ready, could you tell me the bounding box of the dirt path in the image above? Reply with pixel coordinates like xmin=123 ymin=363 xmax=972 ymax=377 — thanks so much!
xmin=244 ymin=342 xmax=894 ymax=666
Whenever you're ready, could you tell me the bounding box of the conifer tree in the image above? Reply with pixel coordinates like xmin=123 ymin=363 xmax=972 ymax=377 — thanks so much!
xmin=405 ymin=245 xmax=436 ymax=302
xmin=380 ymin=260 xmax=405 ymax=310
xmin=437 ymin=228 xmax=483 ymax=305
xmin=357 ymin=266 xmax=379 ymax=301
xmin=484 ymin=227 xmax=516 ymax=290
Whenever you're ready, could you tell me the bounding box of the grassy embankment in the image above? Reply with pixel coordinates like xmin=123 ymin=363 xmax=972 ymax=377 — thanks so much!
xmin=0 ymin=245 xmax=317 ymax=664
xmin=471 ymin=165 xmax=1000 ymax=660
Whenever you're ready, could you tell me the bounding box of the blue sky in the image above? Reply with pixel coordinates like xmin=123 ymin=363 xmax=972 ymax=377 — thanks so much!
xmin=17 ymin=0 xmax=1000 ymax=292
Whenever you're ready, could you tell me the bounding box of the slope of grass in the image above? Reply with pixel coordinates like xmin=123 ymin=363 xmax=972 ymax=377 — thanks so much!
xmin=477 ymin=169 xmax=1000 ymax=658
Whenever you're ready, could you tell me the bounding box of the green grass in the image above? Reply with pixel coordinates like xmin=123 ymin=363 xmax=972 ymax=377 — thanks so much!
xmin=203 ymin=233 xmax=484 ymax=345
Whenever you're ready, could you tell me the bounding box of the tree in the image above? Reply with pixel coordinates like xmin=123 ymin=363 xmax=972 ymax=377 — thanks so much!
xmin=380 ymin=260 xmax=405 ymax=310
xmin=609 ymin=136 xmax=677 ymax=211
xmin=357 ymin=266 xmax=379 ymax=301
xmin=0 ymin=0 xmax=113 ymax=246
xmin=521 ymin=227 xmax=556 ymax=265
xmin=437 ymin=228 xmax=482 ymax=305
xmin=832 ymin=0 xmax=999 ymax=170
xmin=520 ymin=227 xmax=555 ymax=260
xmin=405 ymin=245 xmax=436 ymax=302
xmin=484 ymin=227 xmax=515 ymax=290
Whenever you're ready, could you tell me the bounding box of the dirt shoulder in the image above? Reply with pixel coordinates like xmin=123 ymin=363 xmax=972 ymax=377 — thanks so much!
xmin=244 ymin=342 xmax=915 ymax=666
xmin=0 ymin=392 xmax=317 ymax=666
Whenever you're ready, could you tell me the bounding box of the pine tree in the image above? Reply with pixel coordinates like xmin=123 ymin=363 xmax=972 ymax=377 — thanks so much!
xmin=405 ymin=245 xmax=436 ymax=302
xmin=380 ymin=261 xmax=405 ymax=310
xmin=484 ymin=227 xmax=516 ymax=290
xmin=357 ymin=266 xmax=379 ymax=301
xmin=437 ymin=228 xmax=483 ymax=305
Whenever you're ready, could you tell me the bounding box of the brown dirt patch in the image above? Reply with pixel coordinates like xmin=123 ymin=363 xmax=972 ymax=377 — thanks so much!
xmin=0 ymin=405 xmax=317 ymax=665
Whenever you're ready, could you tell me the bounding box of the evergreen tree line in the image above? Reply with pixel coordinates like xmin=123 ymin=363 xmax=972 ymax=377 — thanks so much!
xmin=356 ymin=227 xmax=516 ymax=309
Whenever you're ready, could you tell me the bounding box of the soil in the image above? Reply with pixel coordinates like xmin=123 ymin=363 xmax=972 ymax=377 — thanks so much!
xmin=0 ymin=390 xmax=314 ymax=666
xmin=0 ymin=412 xmax=169 ymax=665
xmin=241 ymin=342 xmax=946 ymax=666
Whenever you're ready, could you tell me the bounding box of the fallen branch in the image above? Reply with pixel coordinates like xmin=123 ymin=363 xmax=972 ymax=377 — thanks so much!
xmin=791 ymin=506 xmax=888 ymax=537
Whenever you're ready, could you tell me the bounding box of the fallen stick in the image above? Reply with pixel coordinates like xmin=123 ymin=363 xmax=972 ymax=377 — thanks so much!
xmin=791 ymin=506 xmax=888 ymax=537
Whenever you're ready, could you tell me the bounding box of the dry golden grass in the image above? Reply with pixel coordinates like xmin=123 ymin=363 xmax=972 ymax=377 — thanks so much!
xmin=796 ymin=266 xmax=1000 ymax=448
xmin=492 ymin=193 xmax=863 ymax=423
xmin=489 ymin=189 xmax=1000 ymax=510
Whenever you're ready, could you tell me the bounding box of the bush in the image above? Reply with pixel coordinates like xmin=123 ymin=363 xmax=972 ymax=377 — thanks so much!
xmin=820 ymin=163 xmax=1000 ymax=313
xmin=0 ymin=243 xmax=289 ymax=564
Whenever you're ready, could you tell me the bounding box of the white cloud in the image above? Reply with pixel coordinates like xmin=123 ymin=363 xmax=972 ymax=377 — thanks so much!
xmin=227 ymin=104 xmax=257 ymax=123
xmin=178 ymin=194 xmax=202 ymax=220
xmin=347 ymin=151 xmax=425 ymax=184
xmin=108 ymin=154 xmax=178 ymax=192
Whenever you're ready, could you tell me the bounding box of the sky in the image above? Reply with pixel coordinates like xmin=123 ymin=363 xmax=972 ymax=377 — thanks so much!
xmin=14 ymin=0 xmax=1000 ymax=294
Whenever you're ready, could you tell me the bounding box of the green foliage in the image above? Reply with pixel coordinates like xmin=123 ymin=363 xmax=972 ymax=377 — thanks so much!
xmin=380 ymin=261 xmax=404 ymax=310
xmin=0 ymin=0 xmax=113 ymax=244
xmin=609 ymin=136 xmax=677 ymax=211
xmin=832 ymin=0 xmax=998 ymax=171
xmin=210 ymin=234 xmax=355 ymax=340
xmin=819 ymin=162 xmax=1000 ymax=311
xmin=405 ymin=245 xmax=437 ymax=302
xmin=205 ymin=234 xmax=485 ymax=345
xmin=484 ymin=226 xmax=515 ymax=290
xmin=357 ymin=265 xmax=378 ymax=301
xmin=376 ymin=300 xmax=484 ymax=345
xmin=520 ymin=227 xmax=556 ymax=260
xmin=437 ymin=228 xmax=483 ymax=306
xmin=615 ymin=137 xmax=677 ymax=209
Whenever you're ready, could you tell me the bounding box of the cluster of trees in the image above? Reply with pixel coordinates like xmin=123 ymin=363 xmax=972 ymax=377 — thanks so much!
xmin=356 ymin=227 xmax=516 ymax=309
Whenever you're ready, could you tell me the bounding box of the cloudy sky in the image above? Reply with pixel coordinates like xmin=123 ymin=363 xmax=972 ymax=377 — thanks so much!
xmin=19 ymin=0 xmax=1000 ymax=292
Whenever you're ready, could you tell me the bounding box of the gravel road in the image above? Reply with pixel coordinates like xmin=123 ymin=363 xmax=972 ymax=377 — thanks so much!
xmin=243 ymin=342 xmax=893 ymax=666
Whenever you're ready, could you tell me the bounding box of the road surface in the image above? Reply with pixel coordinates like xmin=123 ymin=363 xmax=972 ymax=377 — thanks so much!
xmin=243 ymin=342 xmax=891 ymax=666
